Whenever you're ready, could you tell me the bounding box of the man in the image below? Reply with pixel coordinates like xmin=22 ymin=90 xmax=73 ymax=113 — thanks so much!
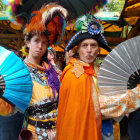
xmin=57 ymin=15 xmax=140 ymax=140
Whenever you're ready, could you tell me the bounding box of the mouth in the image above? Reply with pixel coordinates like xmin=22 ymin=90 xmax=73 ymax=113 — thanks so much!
xmin=86 ymin=55 xmax=93 ymax=59
xmin=35 ymin=51 xmax=41 ymax=54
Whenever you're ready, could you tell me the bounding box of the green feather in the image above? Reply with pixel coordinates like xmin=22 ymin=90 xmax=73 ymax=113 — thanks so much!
xmin=74 ymin=15 xmax=87 ymax=31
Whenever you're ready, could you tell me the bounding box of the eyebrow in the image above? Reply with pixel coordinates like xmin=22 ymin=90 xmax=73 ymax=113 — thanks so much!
xmin=81 ymin=42 xmax=98 ymax=45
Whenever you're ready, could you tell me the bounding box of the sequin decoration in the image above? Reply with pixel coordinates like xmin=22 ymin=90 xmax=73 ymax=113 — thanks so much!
xmin=87 ymin=21 xmax=101 ymax=35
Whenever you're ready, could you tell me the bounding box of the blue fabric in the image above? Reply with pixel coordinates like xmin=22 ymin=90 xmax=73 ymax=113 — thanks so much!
xmin=102 ymin=120 xmax=113 ymax=136
xmin=128 ymin=108 xmax=140 ymax=140
xmin=0 ymin=47 xmax=33 ymax=111
xmin=0 ymin=112 xmax=24 ymax=140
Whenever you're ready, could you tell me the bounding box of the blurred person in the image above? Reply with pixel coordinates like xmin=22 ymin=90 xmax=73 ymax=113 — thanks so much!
xmin=65 ymin=50 xmax=75 ymax=65
xmin=47 ymin=47 xmax=62 ymax=76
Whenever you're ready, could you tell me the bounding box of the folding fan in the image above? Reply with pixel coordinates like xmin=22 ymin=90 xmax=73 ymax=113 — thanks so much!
xmin=97 ymin=36 xmax=140 ymax=95
xmin=0 ymin=46 xmax=32 ymax=111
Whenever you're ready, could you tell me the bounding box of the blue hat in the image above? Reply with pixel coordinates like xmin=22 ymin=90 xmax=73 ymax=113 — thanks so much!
xmin=65 ymin=15 xmax=111 ymax=52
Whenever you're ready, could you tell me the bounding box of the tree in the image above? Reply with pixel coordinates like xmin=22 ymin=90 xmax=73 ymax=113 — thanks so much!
xmin=0 ymin=0 xmax=6 ymax=11
xmin=103 ymin=0 xmax=125 ymax=12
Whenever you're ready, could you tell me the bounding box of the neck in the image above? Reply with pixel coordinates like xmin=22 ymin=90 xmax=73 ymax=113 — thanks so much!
xmin=77 ymin=58 xmax=94 ymax=66
xmin=50 ymin=59 xmax=55 ymax=65
xmin=26 ymin=55 xmax=41 ymax=65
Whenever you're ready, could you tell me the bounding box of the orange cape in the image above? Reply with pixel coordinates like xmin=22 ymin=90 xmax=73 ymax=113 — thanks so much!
xmin=57 ymin=58 xmax=101 ymax=140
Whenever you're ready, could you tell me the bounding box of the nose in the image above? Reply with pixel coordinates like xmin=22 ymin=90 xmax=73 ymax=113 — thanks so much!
xmin=87 ymin=45 xmax=92 ymax=52
xmin=38 ymin=42 xmax=43 ymax=49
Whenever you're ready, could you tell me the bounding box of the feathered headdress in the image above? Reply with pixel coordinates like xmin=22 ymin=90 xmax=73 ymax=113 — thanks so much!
xmin=3 ymin=1 xmax=68 ymax=45
xmin=65 ymin=14 xmax=111 ymax=52
xmin=24 ymin=3 xmax=68 ymax=45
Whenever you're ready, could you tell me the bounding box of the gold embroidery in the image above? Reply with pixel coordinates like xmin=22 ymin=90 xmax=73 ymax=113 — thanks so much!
xmin=71 ymin=59 xmax=89 ymax=78
xmin=91 ymin=76 xmax=101 ymax=117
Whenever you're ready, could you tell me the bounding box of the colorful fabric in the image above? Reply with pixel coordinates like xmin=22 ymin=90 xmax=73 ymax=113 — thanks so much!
xmin=24 ymin=4 xmax=68 ymax=45
xmin=100 ymin=84 xmax=140 ymax=119
xmin=25 ymin=61 xmax=59 ymax=140
xmin=52 ymin=64 xmax=62 ymax=77
xmin=27 ymin=124 xmax=56 ymax=140
xmin=113 ymin=122 xmax=120 ymax=140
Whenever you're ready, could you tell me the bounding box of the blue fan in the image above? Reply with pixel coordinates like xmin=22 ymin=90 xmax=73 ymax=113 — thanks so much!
xmin=0 ymin=46 xmax=32 ymax=111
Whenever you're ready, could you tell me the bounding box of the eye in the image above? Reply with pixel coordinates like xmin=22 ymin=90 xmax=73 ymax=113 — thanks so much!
xmin=43 ymin=41 xmax=48 ymax=46
xmin=91 ymin=43 xmax=98 ymax=48
xmin=34 ymin=39 xmax=39 ymax=43
xmin=82 ymin=44 xmax=87 ymax=48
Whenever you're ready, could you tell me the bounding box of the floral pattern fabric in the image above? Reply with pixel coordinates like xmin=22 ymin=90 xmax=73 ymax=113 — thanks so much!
xmin=100 ymin=84 xmax=140 ymax=119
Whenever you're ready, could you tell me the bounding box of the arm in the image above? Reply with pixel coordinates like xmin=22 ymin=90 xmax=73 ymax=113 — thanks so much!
xmin=99 ymin=84 xmax=140 ymax=119
xmin=0 ymin=98 xmax=13 ymax=116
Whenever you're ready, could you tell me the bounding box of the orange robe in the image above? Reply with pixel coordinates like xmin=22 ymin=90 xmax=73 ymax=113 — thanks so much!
xmin=57 ymin=58 xmax=101 ymax=140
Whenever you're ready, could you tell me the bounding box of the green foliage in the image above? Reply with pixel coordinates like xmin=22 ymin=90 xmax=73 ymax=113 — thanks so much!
xmin=103 ymin=0 xmax=125 ymax=12
xmin=0 ymin=0 xmax=6 ymax=11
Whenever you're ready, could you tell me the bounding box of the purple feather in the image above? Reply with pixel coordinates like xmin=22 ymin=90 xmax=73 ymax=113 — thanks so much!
xmin=43 ymin=63 xmax=60 ymax=98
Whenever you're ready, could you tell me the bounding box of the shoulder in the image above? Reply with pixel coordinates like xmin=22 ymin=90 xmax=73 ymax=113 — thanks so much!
xmin=60 ymin=58 xmax=91 ymax=82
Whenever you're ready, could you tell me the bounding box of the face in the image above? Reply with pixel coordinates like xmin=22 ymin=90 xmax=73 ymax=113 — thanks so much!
xmin=77 ymin=38 xmax=99 ymax=64
xmin=47 ymin=51 xmax=54 ymax=61
xmin=27 ymin=34 xmax=48 ymax=60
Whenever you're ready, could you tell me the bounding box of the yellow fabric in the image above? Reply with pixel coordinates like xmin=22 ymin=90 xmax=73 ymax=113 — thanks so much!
xmin=57 ymin=58 xmax=101 ymax=140
xmin=125 ymin=17 xmax=139 ymax=25
xmin=125 ymin=2 xmax=140 ymax=18
xmin=102 ymin=22 xmax=123 ymax=32
xmin=27 ymin=124 xmax=38 ymax=140
xmin=113 ymin=122 xmax=120 ymax=140
xmin=30 ymin=81 xmax=54 ymax=104
xmin=29 ymin=116 xmax=57 ymax=122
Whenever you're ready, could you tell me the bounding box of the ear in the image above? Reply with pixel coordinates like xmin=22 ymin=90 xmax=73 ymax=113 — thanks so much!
xmin=26 ymin=41 xmax=30 ymax=48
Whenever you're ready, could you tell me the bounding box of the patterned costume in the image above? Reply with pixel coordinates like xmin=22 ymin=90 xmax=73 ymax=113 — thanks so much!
xmin=0 ymin=2 xmax=68 ymax=140
xmin=21 ymin=3 xmax=67 ymax=140
xmin=25 ymin=61 xmax=58 ymax=140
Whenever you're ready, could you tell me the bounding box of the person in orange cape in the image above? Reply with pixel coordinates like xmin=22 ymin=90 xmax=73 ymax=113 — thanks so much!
xmin=57 ymin=15 xmax=140 ymax=140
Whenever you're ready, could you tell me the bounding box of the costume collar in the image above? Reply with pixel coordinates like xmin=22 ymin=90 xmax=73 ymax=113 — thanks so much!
xmin=69 ymin=58 xmax=96 ymax=78
xmin=25 ymin=60 xmax=50 ymax=71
